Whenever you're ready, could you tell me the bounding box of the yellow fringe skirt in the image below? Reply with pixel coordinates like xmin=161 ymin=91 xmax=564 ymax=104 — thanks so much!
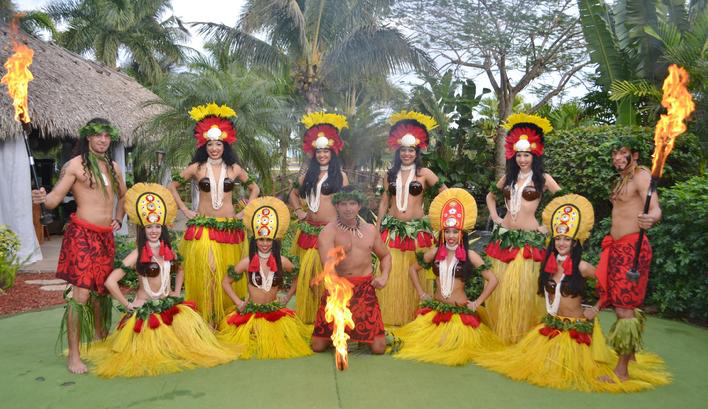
xmin=484 ymin=252 xmax=545 ymax=344
xmin=180 ymin=218 xmax=248 ymax=325
xmin=476 ymin=316 xmax=671 ymax=392
xmin=292 ymin=229 xmax=324 ymax=324
xmin=394 ymin=307 xmax=502 ymax=366
xmin=84 ymin=303 xmax=239 ymax=378
xmin=377 ymin=247 xmax=434 ymax=327
xmin=218 ymin=307 xmax=313 ymax=359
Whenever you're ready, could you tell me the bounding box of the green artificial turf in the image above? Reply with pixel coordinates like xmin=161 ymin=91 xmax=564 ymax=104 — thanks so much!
xmin=1 ymin=309 xmax=706 ymax=409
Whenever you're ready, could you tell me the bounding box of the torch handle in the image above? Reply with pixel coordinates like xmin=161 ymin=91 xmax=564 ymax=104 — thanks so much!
xmin=21 ymin=127 xmax=53 ymax=225
xmin=630 ymin=178 xmax=656 ymax=272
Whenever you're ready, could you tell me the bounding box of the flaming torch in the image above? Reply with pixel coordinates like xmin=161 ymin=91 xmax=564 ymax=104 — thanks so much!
xmin=316 ymin=247 xmax=354 ymax=370
xmin=1 ymin=25 xmax=53 ymax=224
xmin=627 ymin=64 xmax=695 ymax=281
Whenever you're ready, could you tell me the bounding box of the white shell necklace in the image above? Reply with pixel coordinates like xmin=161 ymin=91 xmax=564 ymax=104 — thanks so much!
xmin=142 ymin=241 xmax=171 ymax=300
xmin=307 ymin=165 xmax=329 ymax=213
xmin=507 ymin=171 xmax=533 ymax=220
xmin=254 ymin=250 xmax=275 ymax=292
xmin=438 ymin=244 xmax=459 ymax=299
xmin=395 ymin=164 xmax=415 ymax=213
xmin=206 ymin=158 xmax=226 ymax=210
xmin=544 ymin=274 xmax=564 ymax=316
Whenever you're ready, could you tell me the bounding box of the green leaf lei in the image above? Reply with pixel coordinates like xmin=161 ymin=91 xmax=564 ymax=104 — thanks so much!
xmin=116 ymin=296 xmax=184 ymax=320
xmin=172 ymin=174 xmax=187 ymax=187
xmin=241 ymin=300 xmax=284 ymax=314
xmin=488 ymin=181 xmax=503 ymax=202
xmin=489 ymin=226 xmax=546 ymax=250
xmin=381 ymin=215 xmax=433 ymax=241
xmin=420 ymin=299 xmax=474 ymax=315
xmin=541 ymin=314 xmax=593 ymax=334
xmin=79 ymin=123 xmax=120 ymax=142
xmin=87 ymin=152 xmax=119 ymax=197
xmin=415 ymin=251 xmax=434 ymax=270
xmin=298 ymin=220 xmax=325 ymax=236
xmin=227 ymin=265 xmax=243 ymax=281
xmin=186 ymin=215 xmax=245 ymax=230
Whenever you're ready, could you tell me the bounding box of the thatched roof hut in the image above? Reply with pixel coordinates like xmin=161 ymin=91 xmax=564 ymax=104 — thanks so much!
xmin=0 ymin=23 xmax=161 ymax=145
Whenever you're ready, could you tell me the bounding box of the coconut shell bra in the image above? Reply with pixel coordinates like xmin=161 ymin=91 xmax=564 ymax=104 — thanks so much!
xmin=503 ymin=185 xmax=540 ymax=201
xmin=198 ymin=177 xmax=235 ymax=193
xmin=388 ymin=180 xmax=423 ymax=196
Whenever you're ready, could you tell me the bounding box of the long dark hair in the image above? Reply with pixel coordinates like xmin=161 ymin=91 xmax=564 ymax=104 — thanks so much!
xmin=387 ymin=146 xmax=423 ymax=185
xmin=299 ymin=151 xmax=343 ymax=198
xmin=73 ymin=118 xmax=118 ymax=190
xmin=435 ymin=230 xmax=474 ymax=282
xmin=135 ymin=225 xmax=173 ymax=277
xmin=537 ymin=239 xmax=585 ymax=298
xmin=248 ymin=239 xmax=284 ymax=286
xmin=504 ymin=153 xmax=545 ymax=193
xmin=190 ymin=141 xmax=239 ymax=166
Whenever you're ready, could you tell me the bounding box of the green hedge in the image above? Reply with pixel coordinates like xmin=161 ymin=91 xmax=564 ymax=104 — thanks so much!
xmin=544 ymin=126 xmax=702 ymax=221
xmin=0 ymin=225 xmax=22 ymax=291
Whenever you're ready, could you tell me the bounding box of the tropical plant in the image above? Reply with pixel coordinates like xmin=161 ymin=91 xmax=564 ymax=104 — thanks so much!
xmin=46 ymin=0 xmax=189 ymax=85
xmin=0 ymin=225 xmax=22 ymax=291
xmin=196 ymin=0 xmax=434 ymax=113
xmin=1 ymin=0 xmax=57 ymax=38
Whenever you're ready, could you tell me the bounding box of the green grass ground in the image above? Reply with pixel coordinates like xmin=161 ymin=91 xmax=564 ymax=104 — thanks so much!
xmin=1 ymin=308 xmax=707 ymax=409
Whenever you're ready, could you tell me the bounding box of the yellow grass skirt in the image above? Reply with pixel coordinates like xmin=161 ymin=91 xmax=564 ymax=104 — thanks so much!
xmin=218 ymin=307 xmax=313 ymax=359
xmin=484 ymin=252 xmax=545 ymax=344
xmin=394 ymin=307 xmax=502 ymax=366
xmin=293 ymin=233 xmax=324 ymax=324
xmin=377 ymin=247 xmax=433 ymax=326
xmin=476 ymin=316 xmax=670 ymax=392
xmin=180 ymin=220 xmax=248 ymax=325
xmin=84 ymin=304 xmax=239 ymax=378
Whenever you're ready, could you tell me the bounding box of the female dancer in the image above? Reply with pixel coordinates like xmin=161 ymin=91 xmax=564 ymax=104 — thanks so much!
xmin=395 ymin=188 xmax=500 ymax=365
xmin=376 ymin=111 xmax=444 ymax=326
xmin=169 ymin=103 xmax=260 ymax=325
xmin=477 ymin=194 xmax=669 ymax=391
xmin=219 ymin=197 xmax=312 ymax=359
xmin=288 ymin=112 xmax=349 ymax=324
xmin=87 ymin=183 xmax=238 ymax=377
xmin=484 ymin=113 xmax=560 ymax=343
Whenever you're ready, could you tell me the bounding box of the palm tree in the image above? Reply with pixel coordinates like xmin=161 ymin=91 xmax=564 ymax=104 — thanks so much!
xmin=46 ymin=0 xmax=189 ymax=85
xmin=1 ymin=0 xmax=57 ymax=38
xmin=197 ymin=0 xmax=434 ymax=113
xmin=136 ymin=59 xmax=290 ymax=193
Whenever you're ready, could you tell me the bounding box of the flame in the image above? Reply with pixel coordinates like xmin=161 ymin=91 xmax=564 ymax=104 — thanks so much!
xmin=1 ymin=30 xmax=34 ymax=123
xmin=651 ymin=64 xmax=695 ymax=178
xmin=317 ymin=247 xmax=354 ymax=370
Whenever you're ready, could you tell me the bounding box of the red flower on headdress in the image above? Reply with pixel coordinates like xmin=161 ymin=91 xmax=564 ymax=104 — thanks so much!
xmin=388 ymin=123 xmax=429 ymax=150
xmin=504 ymin=126 xmax=543 ymax=159
xmin=303 ymin=124 xmax=343 ymax=155
xmin=194 ymin=116 xmax=237 ymax=147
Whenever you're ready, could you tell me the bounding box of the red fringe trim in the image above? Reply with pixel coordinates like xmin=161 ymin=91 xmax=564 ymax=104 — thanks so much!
xmin=381 ymin=230 xmax=434 ymax=251
xmin=485 ymin=241 xmax=545 ymax=262
xmin=183 ymin=225 xmax=245 ymax=244
xmin=297 ymin=231 xmax=319 ymax=249
xmin=538 ymin=325 xmax=591 ymax=345
xmin=416 ymin=308 xmax=480 ymax=328
xmin=226 ymin=308 xmax=296 ymax=327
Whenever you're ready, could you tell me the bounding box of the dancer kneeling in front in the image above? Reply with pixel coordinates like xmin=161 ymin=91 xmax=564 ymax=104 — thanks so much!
xmin=395 ymin=188 xmax=501 ymax=365
xmin=218 ymin=197 xmax=312 ymax=359
xmin=476 ymin=194 xmax=669 ymax=392
xmin=86 ymin=183 xmax=239 ymax=378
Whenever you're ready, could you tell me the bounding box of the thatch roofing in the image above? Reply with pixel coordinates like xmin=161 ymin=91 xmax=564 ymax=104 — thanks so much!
xmin=0 ymin=24 xmax=161 ymax=145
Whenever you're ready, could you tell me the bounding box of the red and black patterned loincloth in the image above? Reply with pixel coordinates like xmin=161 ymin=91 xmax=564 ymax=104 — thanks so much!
xmin=56 ymin=213 xmax=115 ymax=295
xmin=312 ymin=275 xmax=385 ymax=343
xmin=595 ymin=232 xmax=651 ymax=309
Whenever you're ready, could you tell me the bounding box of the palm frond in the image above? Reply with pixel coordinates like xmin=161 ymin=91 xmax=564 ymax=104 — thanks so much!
xmin=609 ymin=79 xmax=661 ymax=101
xmin=577 ymin=0 xmax=630 ymax=87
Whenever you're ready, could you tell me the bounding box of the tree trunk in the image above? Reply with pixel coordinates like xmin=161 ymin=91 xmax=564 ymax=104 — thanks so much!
xmin=495 ymin=94 xmax=514 ymax=178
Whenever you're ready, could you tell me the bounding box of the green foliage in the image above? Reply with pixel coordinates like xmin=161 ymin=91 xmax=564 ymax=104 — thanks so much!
xmin=545 ymin=125 xmax=702 ymax=221
xmin=0 ymin=225 xmax=21 ymax=291
xmin=645 ymin=176 xmax=708 ymax=322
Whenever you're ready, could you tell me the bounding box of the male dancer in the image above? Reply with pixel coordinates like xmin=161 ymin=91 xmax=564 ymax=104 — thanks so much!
xmin=311 ymin=186 xmax=391 ymax=354
xmin=596 ymin=136 xmax=661 ymax=381
xmin=32 ymin=118 xmax=127 ymax=374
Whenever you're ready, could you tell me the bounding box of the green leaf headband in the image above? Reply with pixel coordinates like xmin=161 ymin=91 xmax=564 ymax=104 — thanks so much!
xmin=605 ymin=134 xmax=642 ymax=153
xmin=79 ymin=123 xmax=120 ymax=142
xmin=332 ymin=190 xmax=366 ymax=205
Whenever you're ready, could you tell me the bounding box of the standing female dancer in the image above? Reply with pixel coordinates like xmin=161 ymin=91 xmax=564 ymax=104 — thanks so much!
xmin=288 ymin=112 xmax=349 ymax=324
xmin=168 ymin=103 xmax=260 ymax=325
xmin=485 ymin=114 xmax=560 ymax=343
xmin=376 ymin=111 xmax=444 ymax=326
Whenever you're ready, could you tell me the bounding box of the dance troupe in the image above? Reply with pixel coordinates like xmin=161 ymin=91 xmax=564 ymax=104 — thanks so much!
xmin=31 ymin=104 xmax=670 ymax=392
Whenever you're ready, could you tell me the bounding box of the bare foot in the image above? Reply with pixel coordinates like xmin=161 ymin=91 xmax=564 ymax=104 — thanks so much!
xmin=67 ymin=357 xmax=88 ymax=374
xmin=598 ymin=371 xmax=629 ymax=383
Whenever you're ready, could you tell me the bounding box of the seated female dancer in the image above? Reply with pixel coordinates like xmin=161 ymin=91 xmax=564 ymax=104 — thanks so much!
xmin=218 ymin=197 xmax=312 ymax=359
xmin=86 ymin=183 xmax=238 ymax=378
xmin=476 ymin=194 xmax=669 ymax=392
xmin=394 ymin=188 xmax=501 ymax=366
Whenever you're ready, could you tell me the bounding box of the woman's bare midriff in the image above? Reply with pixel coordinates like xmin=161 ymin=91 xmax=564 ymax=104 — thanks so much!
xmin=386 ymin=174 xmax=426 ymax=221
xmin=307 ymin=195 xmax=338 ymax=224
xmin=501 ymin=198 xmax=542 ymax=231
xmin=248 ymin=285 xmax=279 ymax=304
xmin=548 ymin=293 xmax=585 ymax=319
xmin=433 ymin=278 xmax=468 ymax=306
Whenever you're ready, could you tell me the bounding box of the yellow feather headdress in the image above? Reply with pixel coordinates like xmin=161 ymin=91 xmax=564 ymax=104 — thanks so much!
xmin=188 ymin=103 xmax=237 ymax=122
xmin=124 ymin=183 xmax=177 ymax=226
xmin=301 ymin=112 xmax=348 ymax=131
xmin=388 ymin=110 xmax=438 ymax=131
xmin=542 ymin=194 xmax=594 ymax=243
xmin=243 ymin=196 xmax=290 ymax=240
xmin=429 ymin=188 xmax=477 ymax=232
xmin=502 ymin=113 xmax=553 ymax=134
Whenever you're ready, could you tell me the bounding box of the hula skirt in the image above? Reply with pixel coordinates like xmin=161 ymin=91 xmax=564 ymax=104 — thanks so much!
xmin=394 ymin=300 xmax=502 ymax=366
xmin=476 ymin=314 xmax=670 ymax=392
xmin=292 ymin=220 xmax=326 ymax=324
xmin=218 ymin=304 xmax=313 ymax=359
xmin=180 ymin=217 xmax=248 ymax=325
xmin=84 ymin=299 xmax=239 ymax=378
xmin=377 ymin=216 xmax=435 ymax=326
